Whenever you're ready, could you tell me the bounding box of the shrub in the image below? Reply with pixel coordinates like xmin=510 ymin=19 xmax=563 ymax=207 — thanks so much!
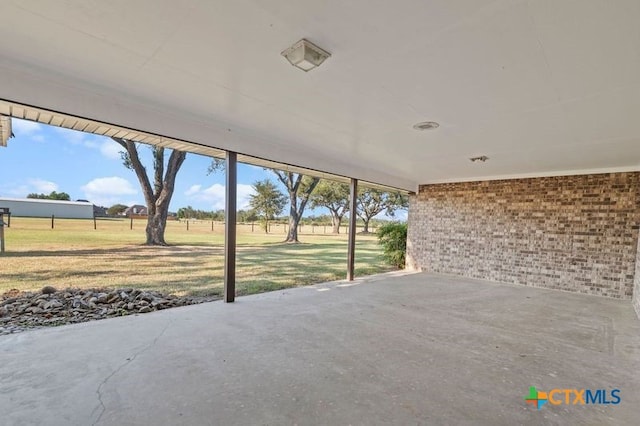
xmin=376 ymin=222 xmax=407 ymax=268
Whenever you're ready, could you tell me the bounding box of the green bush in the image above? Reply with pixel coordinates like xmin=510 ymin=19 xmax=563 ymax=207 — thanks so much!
xmin=376 ymin=222 xmax=407 ymax=268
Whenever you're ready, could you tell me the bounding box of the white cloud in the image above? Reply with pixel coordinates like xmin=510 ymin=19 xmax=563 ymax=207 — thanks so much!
xmin=1 ymin=178 xmax=59 ymax=198
xmin=11 ymin=119 xmax=45 ymax=139
xmin=81 ymin=176 xmax=138 ymax=207
xmin=99 ymin=140 xmax=123 ymax=160
xmin=53 ymin=126 xmax=86 ymax=145
xmin=53 ymin=126 xmax=122 ymax=160
xmin=185 ymin=184 xmax=202 ymax=196
xmin=29 ymin=179 xmax=59 ymax=193
xmin=185 ymin=183 xmax=255 ymax=210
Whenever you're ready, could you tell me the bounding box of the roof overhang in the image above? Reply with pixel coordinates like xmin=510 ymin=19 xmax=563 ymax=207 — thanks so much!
xmin=0 ymin=100 xmax=399 ymax=192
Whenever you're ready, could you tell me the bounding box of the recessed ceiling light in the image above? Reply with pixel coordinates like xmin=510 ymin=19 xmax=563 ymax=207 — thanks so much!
xmin=281 ymin=39 xmax=331 ymax=72
xmin=469 ymin=155 xmax=489 ymax=162
xmin=413 ymin=121 xmax=439 ymax=131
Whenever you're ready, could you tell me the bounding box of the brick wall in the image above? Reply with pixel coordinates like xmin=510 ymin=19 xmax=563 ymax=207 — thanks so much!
xmin=634 ymin=236 xmax=640 ymax=316
xmin=407 ymin=172 xmax=640 ymax=299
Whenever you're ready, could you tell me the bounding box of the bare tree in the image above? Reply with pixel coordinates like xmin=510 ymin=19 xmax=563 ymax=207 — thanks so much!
xmin=112 ymin=137 xmax=186 ymax=245
xmin=272 ymin=171 xmax=320 ymax=243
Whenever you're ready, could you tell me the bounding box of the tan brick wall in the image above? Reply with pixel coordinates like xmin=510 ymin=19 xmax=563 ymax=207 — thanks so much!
xmin=407 ymin=173 xmax=640 ymax=299
xmin=634 ymin=235 xmax=640 ymax=316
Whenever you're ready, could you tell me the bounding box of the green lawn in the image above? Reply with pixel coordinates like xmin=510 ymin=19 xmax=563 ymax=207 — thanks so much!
xmin=0 ymin=217 xmax=393 ymax=297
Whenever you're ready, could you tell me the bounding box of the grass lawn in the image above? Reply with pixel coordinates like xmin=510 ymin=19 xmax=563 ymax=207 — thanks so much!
xmin=0 ymin=217 xmax=394 ymax=297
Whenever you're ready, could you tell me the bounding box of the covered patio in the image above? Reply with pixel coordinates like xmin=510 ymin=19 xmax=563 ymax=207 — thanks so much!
xmin=2 ymin=1 xmax=640 ymax=423
xmin=1 ymin=272 xmax=638 ymax=425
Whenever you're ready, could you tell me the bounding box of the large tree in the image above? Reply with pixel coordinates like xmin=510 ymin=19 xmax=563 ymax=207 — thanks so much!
xmin=309 ymin=180 xmax=350 ymax=233
xmin=112 ymin=137 xmax=187 ymax=245
xmin=356 ymin=188 xmax=408 ymax=233
xmin=272 ymin=171 xmax=320 ymax=243
xmin=249 ymin=180 xmax=286 ymax=233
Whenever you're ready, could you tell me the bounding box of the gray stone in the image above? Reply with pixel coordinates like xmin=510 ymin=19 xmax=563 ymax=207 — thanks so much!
xmin=44 ymin=301 xmax=63 ymax=310
xmin=1 ymin=287 xmax=218 ymax=334
xmin=41 ymin=286 xmax=57 ymax=295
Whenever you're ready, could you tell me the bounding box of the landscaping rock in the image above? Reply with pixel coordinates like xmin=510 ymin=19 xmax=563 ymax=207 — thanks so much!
xmin=0 ymin=287 xmax=219 ymax=336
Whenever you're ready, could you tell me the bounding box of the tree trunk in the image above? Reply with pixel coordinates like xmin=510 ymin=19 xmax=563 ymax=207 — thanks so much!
xmin=146 ymin=210 xmax=168 ymax=245
xmin=112 ymin=138 xmax=186 ymax=246
xmin=285 ymin=209 xmax=301 ymax=242
xmin=273 ymin=172 xmax=320 ymax=244
xmin=144 ymin=190 xmax=171 ymax=245
xmin=362 ymin=218 xmax=370 ymax=234
xmin=331 ymin=212 xmax=342 ymax=234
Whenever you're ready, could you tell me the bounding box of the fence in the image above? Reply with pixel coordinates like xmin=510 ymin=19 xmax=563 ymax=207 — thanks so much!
xmin=2 ymin=216 xmax=375 ymax=235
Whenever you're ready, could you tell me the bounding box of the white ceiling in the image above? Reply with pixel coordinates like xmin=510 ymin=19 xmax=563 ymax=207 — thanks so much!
xmin=1 ymin=0 xmax=639 ymax=191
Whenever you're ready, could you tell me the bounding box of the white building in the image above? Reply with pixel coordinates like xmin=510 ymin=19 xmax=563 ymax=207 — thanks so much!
xmin=0 ymin=197 xmax=94 ymax=219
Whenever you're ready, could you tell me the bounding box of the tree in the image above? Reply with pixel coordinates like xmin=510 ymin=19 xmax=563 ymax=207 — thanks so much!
xmin=107 ymin=203 xmax=128 ymax=216
xmin=207 ymin=157 xmax=226 ymax=175
xmin=309 ymin=180 xmax=350 ymax=233
xmin=27 ymin=191 xmax=71 ymax=201
xmin=356 ymin=189 xmax=408 ymax=233
xmin=249 ymin=180 xmax=286 ymax=233
xmin=272 ymin=171 xmax=320 ymax=243
xmin=237 ymin=209 xmax=258 ymax=223
xmin=112 ymin=137 xmax=187 ymax=245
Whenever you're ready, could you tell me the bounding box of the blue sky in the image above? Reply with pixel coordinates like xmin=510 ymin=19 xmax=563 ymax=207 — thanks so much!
xmin=0 ymin=119 xmax=272 ymax=211
xmin=0 ymin=119 xmax=406 ymax=220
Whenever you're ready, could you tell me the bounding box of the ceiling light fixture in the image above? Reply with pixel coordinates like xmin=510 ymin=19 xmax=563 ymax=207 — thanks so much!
xmin=413 ymin=121 xmax=439 ymax=131
xmin=281 ymin=39 xmax=331 ymax=72
xmin=469 ymin=155 xmax=489 ymax=163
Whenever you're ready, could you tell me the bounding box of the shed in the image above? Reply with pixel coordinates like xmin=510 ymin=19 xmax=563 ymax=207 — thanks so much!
xmin=0 ymin=198 xmax=94 ymax=219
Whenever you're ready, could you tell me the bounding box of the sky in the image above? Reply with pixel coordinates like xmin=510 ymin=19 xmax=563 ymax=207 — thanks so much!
xmin=0 ymin=119 xmax=406 ymax=220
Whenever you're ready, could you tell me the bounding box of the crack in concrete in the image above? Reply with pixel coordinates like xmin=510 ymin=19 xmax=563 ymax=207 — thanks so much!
xmin=91 ymin=320 xmax=173 ymax=425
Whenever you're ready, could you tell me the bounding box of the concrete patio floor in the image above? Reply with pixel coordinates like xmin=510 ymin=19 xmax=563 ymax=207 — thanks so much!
xmin=1 ymin=272 xmax=639 ymax=426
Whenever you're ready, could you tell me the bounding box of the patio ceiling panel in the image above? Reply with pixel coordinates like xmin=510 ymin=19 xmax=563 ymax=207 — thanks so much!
xmin=1 ymin=1 xmax=638 ymax=188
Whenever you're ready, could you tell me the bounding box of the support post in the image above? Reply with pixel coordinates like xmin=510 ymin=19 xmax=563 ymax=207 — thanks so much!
xmin=224 ymin=151 xmax=237 ymax=303
xmin=0 ymin=216 xmax=4 ymax=253
xmin=347 ymin=178 xmax=358 ymax=281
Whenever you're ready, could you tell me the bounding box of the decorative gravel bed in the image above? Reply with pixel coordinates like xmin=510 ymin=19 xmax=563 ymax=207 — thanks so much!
xmin=0 ymin=286 xmax=219 ymax=335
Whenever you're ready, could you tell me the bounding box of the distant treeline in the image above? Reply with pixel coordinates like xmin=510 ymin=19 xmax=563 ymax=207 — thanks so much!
xmin=175 ymin=206 xmax=392 ymax=227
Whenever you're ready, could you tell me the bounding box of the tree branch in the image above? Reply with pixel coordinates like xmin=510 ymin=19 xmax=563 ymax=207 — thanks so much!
xmin=156 ymin=149 xmax=187 ymax=207
xmin=153 ymin=147 xmax=164 ymax=197
xmin=111 ymin=137 xmax=156 ymax=208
